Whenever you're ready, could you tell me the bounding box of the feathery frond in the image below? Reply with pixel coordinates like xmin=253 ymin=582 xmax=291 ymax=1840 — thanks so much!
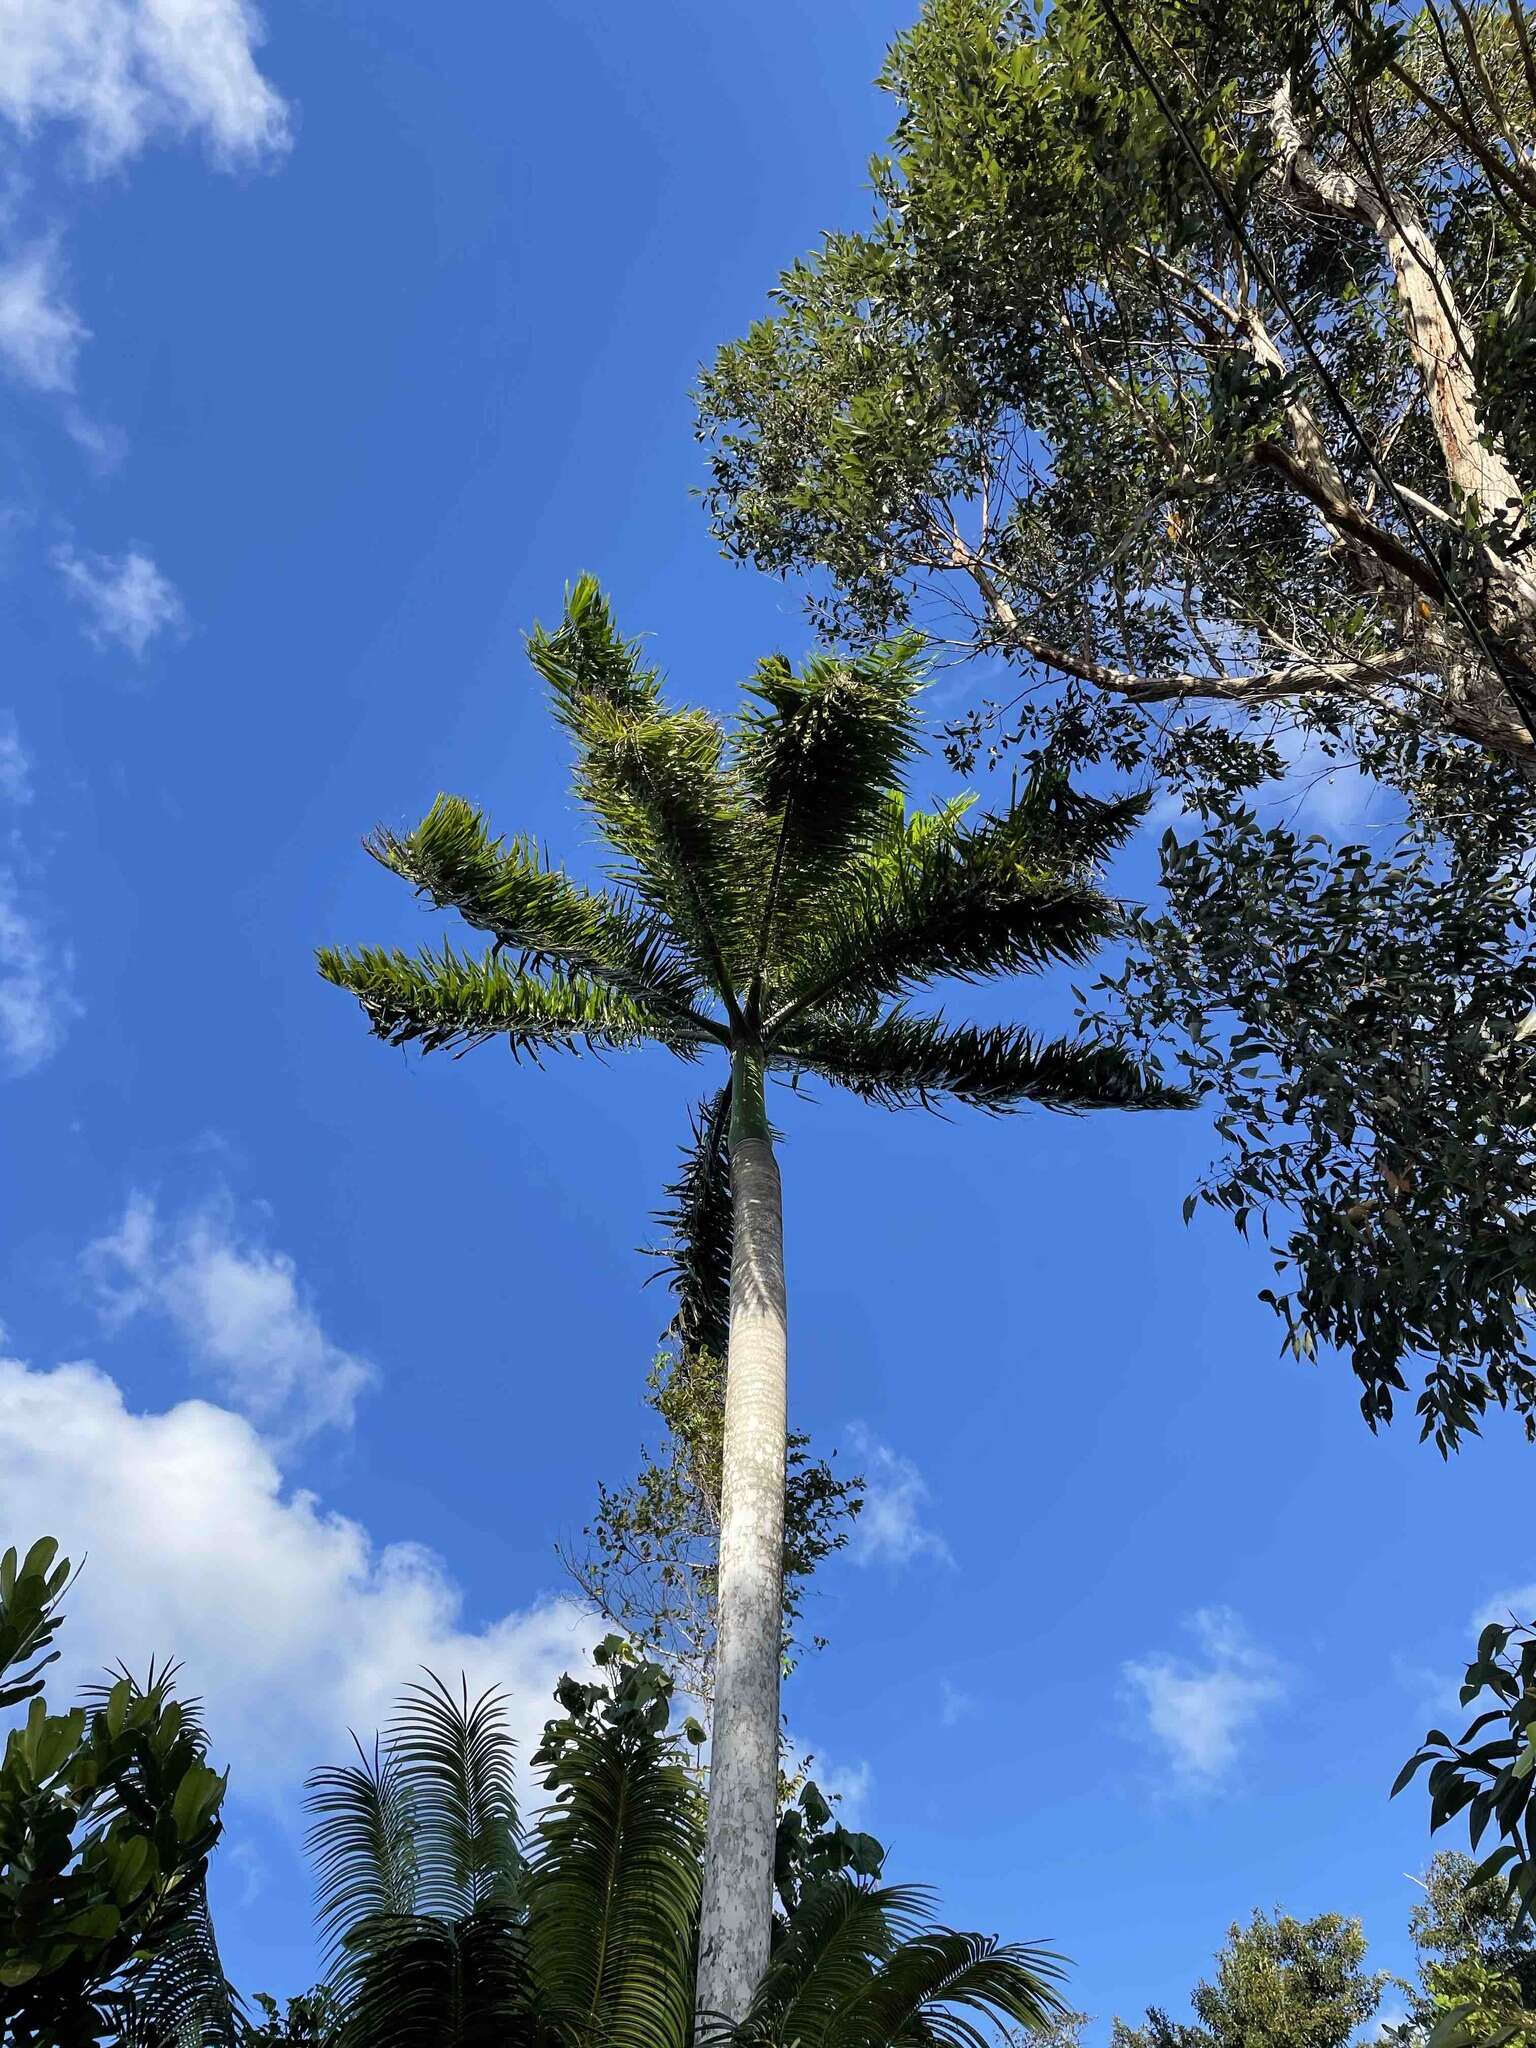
xmin=528 ymin=578 xmax=753 ymax=1011
xmin=785 ymin=1009 xmax=1190 ymax=1113
xmin=650 ymin=1085 xmax=734 ymax=1362
xmin=526 ymin=1712 xmax=703 ymax=2048
xmin=729 ymin=1880 xmax=931 ymax=2043
xmin=115 ymin=1881 xmax=243 ymax=2048
xmin=733 ymin=639 xmax=926 ymax=995
xmin=384 ymin=1676 xmax=522 ymax=1920
xmin=368 ymin=794 xmax=711 ymax=1022
xmin=316 ymin=945 xmax=706 ymax=1060
xmin=770 ymin=796 xmax=1122 ymax=1029
xmin=827 ymin=1928 xmax=1068 ymax=2047
xmin=307 ymin=1740 xmax=419 ymax=1983
xmin=725 ymin=1879 xmax=1067 ymax=2047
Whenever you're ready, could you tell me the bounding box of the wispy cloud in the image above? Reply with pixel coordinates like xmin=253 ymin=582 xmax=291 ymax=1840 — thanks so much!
xmin=0 ymin=868 xmax=74 ymax=1074
xmin=846 ymin=1423 xmax=954 ymax=1570
xmin=0 ymin=712 xmax=32 ymax=804
xmin=53 ymin=543 xmax=186 ymax=656
xmin=0 ymin=238 xmax=86 ymax=392
xmin=0 ymin=0 xmax=291 ymax=170
xmin=0 ymin=721 xmax=76 ymax=1075
xmin=85 ymin=1190 xmax=375 ymax=1440
xmin=0 ymin=1351 xmax=595 ymax=1804
xmin=1122 ymin=1607 xmax=1287 ymax=1783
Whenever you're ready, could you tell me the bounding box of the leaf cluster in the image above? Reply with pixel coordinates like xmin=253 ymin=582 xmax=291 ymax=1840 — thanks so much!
xmin=0 ymin=1538 xmax=236 ymax=2048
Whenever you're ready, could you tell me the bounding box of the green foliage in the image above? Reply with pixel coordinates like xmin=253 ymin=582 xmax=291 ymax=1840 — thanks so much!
xmin=526 ymin=1648 xmax=703 ymax=2048
xmin=306 ymin=1674 xmax=531 ymax=2047
xmin=697 ymin=0 xmax=1536 ymax=1447
xmin=563 ymin=1344 xmax=863 ymax=1704
xmin=294 ymin=1644 xmax=1060 ymax=2048
xmin=1086 ymin=763 xmax=1536 ymax=1448
xmin=1396 ymin=1615 xmax=1536 ymax=1936
xmin=0 ymin=1538 xmax=237 ymax=2048
xmin=1111 ymin=1908 xmax=1388 ymax=2048
xmin=322 ymin=578 xmax=1170 ymax=1135
xmin=1386 ymin=1852 xmax=1536 ymax=2048
xmin=242 ymin=1988 xmax=344 ymax=2045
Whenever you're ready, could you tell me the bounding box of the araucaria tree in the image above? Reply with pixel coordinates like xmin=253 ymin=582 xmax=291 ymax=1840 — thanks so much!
xmin=698 ymin=0 xmax=1536 ymax=1448
xmin=319 ymin=576 xmax=1182 ymax=2024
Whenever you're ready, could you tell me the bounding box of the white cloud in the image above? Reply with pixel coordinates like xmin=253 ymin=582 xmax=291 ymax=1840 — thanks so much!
xmin=1122 ymin=1607 xmax=1287 ymax=1783
xmin=0 ymin=0 xmax=290 ymax=169
xmin=0 ymin=868 xmax=75 ymax=1073
xmin=846 ymin=1423 xmax=953 ymax=1570
xmin=53 ymin=543 xmax=186 ymax=656
xmin=0 ymin=712 xmax=32 ymax=803
xmin=0 ymin=238 xmax=86 ymax=391
xmin=784 ymin=1736 xmax=872 ymax=1827
xmin=85 ymin=1190 xmax=375 ymax=1440
xmin=0 ymin=1355 xmax=597 ymax=1802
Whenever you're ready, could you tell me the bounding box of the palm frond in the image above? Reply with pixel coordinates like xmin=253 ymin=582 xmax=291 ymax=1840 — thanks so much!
xmin=316 ymin=945 xmax=706 ymax=1060
xmin=526 ymin=1715 xmax=703 ymax=2048
xmin=769 ymin=794 xmax=1122 ymax=1030
xmin=831 ymin=1929 xmax=1068 ymax=2048
xmin=307 ymin=1741 xmax=419 ymax=1982
xmin=327 ymin=1909 xmax=540 ymax=2048
xmin=385 ymin=1676 xmax=522 ymax=1920
xmin=648 ymin=1085 xmax=733 ymax=1362
xmin=1000 ymin=769 xmax=1148 ymax=874
xmin=367 ymin=794 xmax=712 ymax=1025
xmin=528 ymin=579 xmax=753 ymax=1015
xmin=733 ymin=639 xmax=926 ymax=987
xmin=527 ymin=572 xmax=663 ymax=734
xmin=114 ymin=1878 xmax=244 ymax=2048
xmin=784 ymin=1009 xmax=1192 ymax=1113
xmin=728 ymin=1880 xmax=933 ymax=2045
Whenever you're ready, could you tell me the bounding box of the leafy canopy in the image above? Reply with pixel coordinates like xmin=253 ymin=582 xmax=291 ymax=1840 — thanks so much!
xmin=1111 ymin=1908 xmax=1388 ymax=2048
xmin=696 ymin=0 xmax=1536 ymax=1448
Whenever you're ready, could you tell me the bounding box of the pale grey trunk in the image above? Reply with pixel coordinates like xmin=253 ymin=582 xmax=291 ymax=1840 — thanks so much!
xmin=693 ymin=1110 xmax=787 ymax=2032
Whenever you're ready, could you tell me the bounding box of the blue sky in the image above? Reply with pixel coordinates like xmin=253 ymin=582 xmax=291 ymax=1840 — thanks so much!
xmin=0 ymin=0 xmax=1531 ymax=2033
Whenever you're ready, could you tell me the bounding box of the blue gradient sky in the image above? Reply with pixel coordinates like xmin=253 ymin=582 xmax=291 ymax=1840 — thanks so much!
xmin=0 ymin=0 xmax=1529 ymax=2033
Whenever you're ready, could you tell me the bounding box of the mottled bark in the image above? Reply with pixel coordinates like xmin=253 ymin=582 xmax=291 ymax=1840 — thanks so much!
xmin=694 ymin=1055 xmax=787 ymax=2030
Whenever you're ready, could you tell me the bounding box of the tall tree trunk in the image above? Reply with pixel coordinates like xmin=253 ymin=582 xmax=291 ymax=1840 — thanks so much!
xmin=694 ymin=1050 xmax=787 ymax=2031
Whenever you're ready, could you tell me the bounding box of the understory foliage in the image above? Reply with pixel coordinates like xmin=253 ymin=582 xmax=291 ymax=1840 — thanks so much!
xmin=289 ymin=1638 xmax=1066 ymax=2048
xmin=562 ymin=1342 xmax=863 ymax=1705
xmin=697 ymin=0 xmax=1536 ymax=1446
xmin=0 ymin=1539 xmax=236 ymax=2048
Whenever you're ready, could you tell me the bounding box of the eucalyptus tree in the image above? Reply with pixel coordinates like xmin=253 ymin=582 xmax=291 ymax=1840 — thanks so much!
xmin=697 ymin=0 xmax=1536 ymax=1450
xmin=318 ymin=576 xmax=1181 ymax=2023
